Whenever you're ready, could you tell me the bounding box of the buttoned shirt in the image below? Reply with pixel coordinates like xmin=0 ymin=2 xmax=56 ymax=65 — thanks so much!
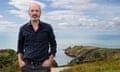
xmin=17 ymin=21 xmax=57 ymax=62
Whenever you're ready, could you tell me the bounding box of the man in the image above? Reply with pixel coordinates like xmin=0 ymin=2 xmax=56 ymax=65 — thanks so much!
xmin=17 ymin=3 xmax=57 ymax=72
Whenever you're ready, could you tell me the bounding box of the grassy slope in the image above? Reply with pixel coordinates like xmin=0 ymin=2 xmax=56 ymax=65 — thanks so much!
xmin=65 ymin=46 xmax=120 ymax=64
xmin=60 ymin=58 xmax=120 ymax=72
xmin=63 ymin=46 xmax=120 ymax=72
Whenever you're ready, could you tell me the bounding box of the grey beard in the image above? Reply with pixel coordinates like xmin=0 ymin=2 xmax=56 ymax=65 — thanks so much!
xmin=30 ymin=17 xmax=40 ymax=22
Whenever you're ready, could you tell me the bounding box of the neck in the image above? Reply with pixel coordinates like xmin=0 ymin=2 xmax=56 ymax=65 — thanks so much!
xmin=31 ymin=20 xmax=39 ymax=26
xmin=31 ymin=20 xmax=39 ymax=32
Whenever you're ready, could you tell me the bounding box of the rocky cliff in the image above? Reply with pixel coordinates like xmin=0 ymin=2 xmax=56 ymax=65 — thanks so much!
xmin=65 ymin=45 xmax=120 ymax=65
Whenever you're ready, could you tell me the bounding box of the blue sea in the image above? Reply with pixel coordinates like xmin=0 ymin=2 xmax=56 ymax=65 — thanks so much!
xmin=55 ymin=34 xmax=120 ymax=65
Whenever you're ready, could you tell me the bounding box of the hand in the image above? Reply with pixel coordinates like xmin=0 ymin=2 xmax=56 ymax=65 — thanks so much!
xmin=18 ymin=53 xmax=26 ymax=68
xmin=18 ymin=60 xmax=26 ymax=68
xmin=42 ymin=59 xmax=53 ymax=67
xmin=42 ymin=55 xmax=54 ymax=67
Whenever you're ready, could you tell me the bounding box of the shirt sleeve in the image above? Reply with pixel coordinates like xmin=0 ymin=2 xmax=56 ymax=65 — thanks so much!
xmin=49 ymin=25 xmax=57 ymax=57
xmin=17 ymin=27 xmax=25 ymax=54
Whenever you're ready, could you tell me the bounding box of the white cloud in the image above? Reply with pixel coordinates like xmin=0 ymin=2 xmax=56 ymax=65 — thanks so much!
xmin=0 ymin=21 xmax=20 ymax=32
xmin=41 ymin=0 xmax=120 ymax=32
xmin=51 ymin=0 xmax=98 ymax=11
xmin=42 ymin=10 xmax=80 ymax=21
xmin=8 ymin=0 xmax=46 ymax=20
xmin=50 ymin=0 xmax=120 ymax=17
xmin=9 ymin=10 xmax=28 ymax=20
xmin=9 ymin=0 xmax=46 ymax=11
xmin=0 ymin=15 xmax=3 ymax=18
xmin=51 ymin=0 xmax=120 ymax=14
xmin=42 ymin=9 xmax=120 ymax=32
xmin=7 ymin=0 xmax=120 ymax=32
xmin=0 ymin=15 xmax=19 ymax=32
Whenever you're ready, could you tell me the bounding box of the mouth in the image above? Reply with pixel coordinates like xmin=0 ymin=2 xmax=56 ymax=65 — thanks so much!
xmin=32 ymin=15 xmax=38 ymax=18
xmin=32 ymin=16 xmax=37 ymax=18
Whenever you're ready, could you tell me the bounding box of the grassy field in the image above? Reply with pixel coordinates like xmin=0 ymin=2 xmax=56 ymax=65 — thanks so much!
xmin=60 ymin=58 xmax=120 ymax=72
xmin=63 ymin=45 xmax=120 ymax=72
xmin=65 ymin=45 xmax=120 ymax=65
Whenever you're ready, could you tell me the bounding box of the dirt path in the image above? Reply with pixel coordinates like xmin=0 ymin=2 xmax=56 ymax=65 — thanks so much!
xmin=51 ymin=67 xmax=70 ymax=72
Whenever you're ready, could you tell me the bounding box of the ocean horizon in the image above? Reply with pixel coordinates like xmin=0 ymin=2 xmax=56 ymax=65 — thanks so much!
xmin=55 ymin=34 xmax=120 ymax=65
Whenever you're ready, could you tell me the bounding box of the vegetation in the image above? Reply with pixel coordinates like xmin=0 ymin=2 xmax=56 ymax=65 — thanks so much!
xmin=1 ymin=45 xmax=120 ymax=72
xmin=65 ymin=45 xmax=120 ymax=65
xmin=62 ymin=45 xmax=120 ymax=72
xmin=52 ymin=60 xmax=58 ymax=67
xmin=0 ymin=49 xmax=19 ymax=72
xmin=0 ymin=49 xmax=58 ymax=72
xmin=60 ymin=58 xmax=120 ymax=72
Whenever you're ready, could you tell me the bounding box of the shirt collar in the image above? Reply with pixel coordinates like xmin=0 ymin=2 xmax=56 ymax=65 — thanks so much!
xmin=27 ymin=20 xmax=41 ymax=26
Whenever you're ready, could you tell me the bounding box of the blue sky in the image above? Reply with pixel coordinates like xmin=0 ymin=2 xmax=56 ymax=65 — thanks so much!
xmin=0 ymin=0 xmax=120 ymax=49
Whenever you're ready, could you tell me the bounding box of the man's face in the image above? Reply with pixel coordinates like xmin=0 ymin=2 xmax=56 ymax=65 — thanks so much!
xmin=29 ymin=4 xmax=41 ymax=21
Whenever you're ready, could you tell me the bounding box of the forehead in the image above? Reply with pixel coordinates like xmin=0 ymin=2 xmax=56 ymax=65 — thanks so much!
xmin=29 ymin=4 xmax=40 ymax=10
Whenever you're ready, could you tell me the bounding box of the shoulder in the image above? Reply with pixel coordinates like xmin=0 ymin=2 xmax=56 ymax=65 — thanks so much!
xmin=19 ymin=22 xmax=29 ymax=31
xmin=40 ymin=21 xmax=52 ymax=29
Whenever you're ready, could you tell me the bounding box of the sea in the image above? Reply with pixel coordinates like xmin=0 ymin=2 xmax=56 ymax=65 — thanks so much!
xmin=55 ymin=34 xmax=120 ymax=66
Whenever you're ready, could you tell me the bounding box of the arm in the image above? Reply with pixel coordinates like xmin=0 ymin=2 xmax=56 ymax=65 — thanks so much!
xmin=17 ymin=27 xmax=25 ymax=67
xmin=42 ymin=25 xmax=57 ymax=67
xmin=49 ymin=25 xmax=57 ymax=57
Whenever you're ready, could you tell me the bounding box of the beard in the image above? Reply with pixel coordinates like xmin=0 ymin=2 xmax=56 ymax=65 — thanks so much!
xmin=30 ymin=15 xmax=40 ymax=22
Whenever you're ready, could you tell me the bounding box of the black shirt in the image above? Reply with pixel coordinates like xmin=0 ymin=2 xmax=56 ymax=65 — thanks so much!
xmin=17 ymin=21 xmax=57 ymax=62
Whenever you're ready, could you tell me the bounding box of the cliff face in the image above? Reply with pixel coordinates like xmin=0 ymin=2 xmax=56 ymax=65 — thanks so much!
xmin=65 ymin=45 xmax=120 ymax=65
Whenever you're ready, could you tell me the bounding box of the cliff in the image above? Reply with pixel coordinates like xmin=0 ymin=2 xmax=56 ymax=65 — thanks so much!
xmin=65 ymin=45 xmax=120 ymax=65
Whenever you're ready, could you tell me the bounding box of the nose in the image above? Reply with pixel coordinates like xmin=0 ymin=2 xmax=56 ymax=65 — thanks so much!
xmin=32 ymin=11 xmax=37 ymax=14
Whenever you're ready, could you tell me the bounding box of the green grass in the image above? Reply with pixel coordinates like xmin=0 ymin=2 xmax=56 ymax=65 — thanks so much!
xmin=60 ymin=59 xmax=120 ymax=72
xmin=66 ymin=45 xmax=120 ymax=65
xmin=66 ymin=46 xmax=97 ymax=56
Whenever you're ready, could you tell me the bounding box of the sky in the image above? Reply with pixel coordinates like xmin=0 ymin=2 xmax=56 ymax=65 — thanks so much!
xmin=0 ymin=0 xmax=120 ymax=49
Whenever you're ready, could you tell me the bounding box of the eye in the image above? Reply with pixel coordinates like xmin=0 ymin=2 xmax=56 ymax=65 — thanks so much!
xmin=30 ymin=10 xmax=34 ymax=12
xmin=36 ymin=10 xmax=39 ymax=12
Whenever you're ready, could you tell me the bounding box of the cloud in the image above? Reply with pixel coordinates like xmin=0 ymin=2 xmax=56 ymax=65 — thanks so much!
xmin=0 ymin=20 xmax=20 ymax=32
xmin=6 ymin=0 xmax=120 ymax=32
xmin=9 ymin=0 xmax=46 ymax=11
xmin=108 ymin=17 xmax=120 ymax=30
xmin=8 ymin=0 xmax=46 ymax=20
xmin=42 ymin=11 xmax=120 ymax=32
xmin=51 ymin=0 xmax=120 ymax=13
xmin=50 ymin=0 xmax=120 ymax=17
xmin=0 ymin=15 xmax=3 ymax=18
xmin=0 ymin=14 xmax=19 ymax=32
xmin=0 ymin=14 xmax=20 ymax=32
xmin=9 ymin=10 xmax=28 ymax=20
xmin=51 ymin=15 xmax=120 ymax=32
xmin=51 ymin=0 xmax=98 ymax=11
xmin=40 ymin=0 xmax=120 ymax=32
